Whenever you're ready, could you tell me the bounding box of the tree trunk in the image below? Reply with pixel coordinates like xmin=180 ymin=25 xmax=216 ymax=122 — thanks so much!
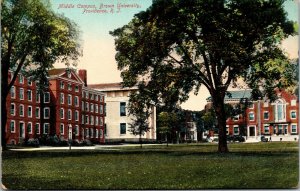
xmin=1 ymin=61 xmax=9 ymax=150
xmin=212 ymin=92 xmax=229 ymax=153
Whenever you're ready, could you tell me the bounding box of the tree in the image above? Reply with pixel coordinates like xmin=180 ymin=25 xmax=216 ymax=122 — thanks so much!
xmin=1 ymin=0 xmax=81 ymax=149
xmin=157 ymin=111 xmax=178 ymax=146
xmin=110 ymin=0 xmax=295 ymax=152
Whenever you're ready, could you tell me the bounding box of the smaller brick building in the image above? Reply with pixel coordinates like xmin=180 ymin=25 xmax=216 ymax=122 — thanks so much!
xmin=5 ymin=68 xmax=105 ymax=144
xmin=205 ymin=89 xmax=299 ymax=142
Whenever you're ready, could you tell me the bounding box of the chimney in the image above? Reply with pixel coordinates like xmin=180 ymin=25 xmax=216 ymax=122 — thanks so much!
xmin=78 ymin=69 xmax=87 ymax=86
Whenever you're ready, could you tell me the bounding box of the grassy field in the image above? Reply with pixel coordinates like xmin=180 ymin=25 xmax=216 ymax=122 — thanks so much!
xmin=2 ymin=142 xmax=299 ymax=190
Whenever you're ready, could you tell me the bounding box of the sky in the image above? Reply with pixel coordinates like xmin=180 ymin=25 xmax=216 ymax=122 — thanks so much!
xmin=51 ymin=0 xmax=299 ymax=111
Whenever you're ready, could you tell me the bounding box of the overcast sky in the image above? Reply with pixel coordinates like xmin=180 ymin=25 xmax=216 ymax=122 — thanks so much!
xmin=52 ymin=0 xmax=298 ymax=111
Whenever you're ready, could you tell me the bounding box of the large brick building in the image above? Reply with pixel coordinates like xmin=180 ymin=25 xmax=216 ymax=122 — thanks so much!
xmin=205 ymin=89 xmax=299 ymax=142
xmin=5 ymin=68 xmax=105 ymax=145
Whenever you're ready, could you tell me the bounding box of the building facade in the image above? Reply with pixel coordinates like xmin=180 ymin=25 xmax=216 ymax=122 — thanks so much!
xmin=205 ymin=89 xmax=299 ymax=142
xmin=5 ymin=68 xmax=105 ymax=145
xmin=89 ymin=83 xmax=157 ymax=143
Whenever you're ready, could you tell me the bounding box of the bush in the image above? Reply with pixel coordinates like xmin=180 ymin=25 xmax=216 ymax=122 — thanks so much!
xmin=26 ymin=138 xmax=40 ymax=147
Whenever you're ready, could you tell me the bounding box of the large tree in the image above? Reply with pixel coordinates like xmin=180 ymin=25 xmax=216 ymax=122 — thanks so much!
xmin=1 ymin=0 xmax=81 ymax=149
xmin=110 ymin=0 xmax=295 ymax=152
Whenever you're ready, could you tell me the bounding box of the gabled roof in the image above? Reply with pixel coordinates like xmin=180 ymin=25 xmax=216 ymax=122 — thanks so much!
xmin=48 ymin=68 xmax=66 ymax=76
xmin=206 ymin=90 xmax=252 ymax=102
xmin=48 ymin=68 xmax=85 ymax=84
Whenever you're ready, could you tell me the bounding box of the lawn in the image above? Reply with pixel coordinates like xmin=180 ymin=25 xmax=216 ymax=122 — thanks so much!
xmin=2 ymin=142 xmax=299 ymax=190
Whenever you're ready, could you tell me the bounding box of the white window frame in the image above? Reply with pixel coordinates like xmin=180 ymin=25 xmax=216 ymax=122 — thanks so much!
xmin=44 ymin=92 xmax=50 ymax=103
xmin=68 ymin=109 xmax=72 ymax=120
xmin=90 ymin=115 xmax=94 ymax=125
xmin=85 ymin=115 xmax=89 ymax=125
xmin=11 ymin=86 xmax=16 ymax=99
xmin=75 ymin=85 xmax=79 ymax=92
xmin=75 ymin=125 xmax=79 ymax=136
xmin=75 ymin=96 xmax=79 ymax=107
xmin=290 ymin=110 xmax=297 ymax=119
xmin=95 ymin=104 xmax=98 ymax=113
xmin=81 ymin=115 xmax=84 ymax=124
xmin=20 ymin=88 xmax=24 ymax=100
xmin=68 ymin=83 xmax=72 ymax=91
xmin=36 ymin=107 xmax=40 ymax=119
xmin=36 ymin=92 xmax=40 ymax=103
xmin=95 ymin=129 xmax=99 ymax=138
xmin=68 ymin=94 xmax=72 ymax=106
xmin=82 ymin=101 xmax=84 ymax=111
xmin=249 ymin=112 xmax=255 ymax=121
xmin=10 ymin=120 xmax=15 ymax=133
xmin=90 ymin=103 xmax=94 ymax=112
xmin=19 ymin=74 xmax=24 ymax=84
xmin=60 ymin=108 xmax=64 ymax=119
xmin=28 ymin=106 xmax=32 ymax=118
xmin=75 ymin=110 xmax=79 ymax=121
xmin=60 ymin=124 xmax=64 ymax=135
xmin=233 ymin=125 xmax=239 ymax=135
xmin=95 ymin=116 xmax=99 ymax=126
xmin=43 ymin=123 xmax=50 ymax=134
xmin=19 ymin=104 xmax=24 ymax=117
xmin=100 ymin=117 xmax=103 ymax=126
xmin=35 ymin=123 xmax=40 ymax=134
xmin=60 ymin=81 xmax=64 ymax=89
xmin=263 ymin=111 xmax=269 ymax=120
xmin=264 ymin=125 xmax=270 ymax=134
xmin=60 ymin=93 xmax=64 ymax=104
xmin=44 ymin=107 xmax=50 ymax=119
xmin=100 ymin=105 xmax=103 ymax=114
xmin=10 ymin=103 xmax=15 ymax=116
xmin=27 ymin=122 xmax=33 ymax=134
xmin=85 ymin=102 xmax=89 ymax=111
xmin=27 ymin=90 xmax=32 ymax=101
xmin=291 ymin=124 xmax=297 ymax=134
xmin=226 ymin=125 xmax=229 ymax=135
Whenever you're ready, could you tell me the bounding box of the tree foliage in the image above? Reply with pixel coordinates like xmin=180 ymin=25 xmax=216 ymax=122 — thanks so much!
xmin=1 ymin=0 xmax=81 ymax=149
xmin=111 ymin=0 xmax=295 ymax=152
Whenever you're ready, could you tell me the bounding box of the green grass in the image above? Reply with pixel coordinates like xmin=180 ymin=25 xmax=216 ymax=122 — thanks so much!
xmin=2 ymin=142 xmax=299 ymax=189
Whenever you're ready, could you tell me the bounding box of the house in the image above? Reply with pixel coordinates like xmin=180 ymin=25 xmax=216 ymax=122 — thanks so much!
xmin=205 ymin=89 xmax=299 ymax=142
xmin=5 ymin=68 xmax=105 ymax=145
xmin=88 ymin=83 xmax=157 ymax=143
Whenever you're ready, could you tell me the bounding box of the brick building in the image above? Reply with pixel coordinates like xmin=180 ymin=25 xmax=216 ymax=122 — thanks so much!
xmin=5 ymin=68 xmax=105 ymax=145
xmin=205 ymin=89 xmax=299 ymax=142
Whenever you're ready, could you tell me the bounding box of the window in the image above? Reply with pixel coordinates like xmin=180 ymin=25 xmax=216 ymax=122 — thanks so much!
xmin=104 ymin=124 xmax=107 ymax=135
xmin=90 ymin=116 xmax=94 ymax=125
xmin=233 ymin=115 xmax=239 ymax=121
xmin=100 ymin=129 xmax=103 ymax=138
xmin=291 ymin=111 xmax=296 ymax=119
xmin=90 ymin=128 xmax=94 ymax=138
xmin=263 ymin=112 xmax=269 ymax=120
xmin=35 ymin=123 xmax=40 ymax=134
xmin=120 ymin=123 xmax=126 ymax=134
xmin=68 ymin=83 xmax=72 ymax=91
xmin=19 ymin=74 xmax=24 ymax=84
xmin=11 ymin=86 xmax=15 ymax=98
xmin=75 ymin=96 xmax=79 ymax=107
xmin=28 ymin=79 xmax=33 ymax=86
xmin=95 ymin=116 xmax=99 ymax=126
xmin=10 ymin=103 xmax=15 ymax=116
xmin=27 ymin=123 xmax=32 ymax=134
xmin=19 ymin=105 xmax=24 ymax=117
xmin=95 ymin=129 xmax=99 ymax=138
xmin=291 ymin=100 xmax=296 ymax=106
xmin=68 ymin=109 xmax=72 ymax=120
xmin=20 ymin=88 xmax=24 ymax=100
xmin=81 ymin=115 xmax=84 ymax=124
xmin=100 ymin=95 xmax=104 ymax=102
xmin=60 ymin=81 xmax=64 ymax=89
xmin=43 ymin=123 xmax=49 ymax=134
xmin=35 ymin=107 xmax=40 ymax=118
xmin=291 ymin=124 xmax=297 ymax=134
xmin=100 ymin=117 xmax=103 ymax=126
xmin=75 ymin=85 xmax=79 ymax=92
xmin=85 ymin=115 xmax=89 ymax=124
xmin=68 ymin=94 xmax=72 ymax=105
xmin=95 ymin=104 xmax=98 ymax=113
xmin=44 ymin=107 xmax=50 ymax=119
xmin=264 ymin=125 xmax=270 ymax=134
xmin=249 ymin=112 xmax=254 ymax=121
xmin=27 ymin=90 xmax=32 ymax=101
xmin=10 ymin=120 xmax=15 ymax=133
xmin=60 ymin=93 xmax=64 ymax=104
xmin=85 ymin=128 xmax=89 ymax=138
xmin=60 ymin=108 xmax=64 ymax=119
xmin=82 ymin=101 xmax=84 ymax=111
xmin=275 ymin=99 xmax=286 ymax=122
xmin=90 ymin=93 xmax=93 ymax=100
xmin=120 ymin=102 xmax=126 ymax=116
xmin=233 ymin=126 xmax=239 ymax=135
xmin=226 ymin=126 xmax=229 ymax=135
xmin=60 ymin=124 xmax=64 ymax=135
xmin=100 ymin=105 xmax=103 ymax=114
xmin=44 ymin=92 xmax=50 ymax=103
xmin=75 ymin=110 xmax=79 ymax=121
xmin=85 ymin=102 xmax=89 ymax=111
xmin=90 ymin=103 xmax=94 ymax=112
xmin=36 ymin=93 xmax=40 ymax=103
xmin=75 ymin=125 xmax=79 ymax=136
xmin=95 ymin=94 xmax=98 ymax=101
xmin=28 ymin=106 xmax=32 ymax=118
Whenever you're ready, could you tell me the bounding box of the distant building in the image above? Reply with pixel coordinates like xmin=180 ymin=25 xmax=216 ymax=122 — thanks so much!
xmin=89 ymin=83 xmax=156 ymax=143
xmin=205 ymin=89 xmax=299 ymax=142
xmin=5 ymin=68 xmax=105 ymax=145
